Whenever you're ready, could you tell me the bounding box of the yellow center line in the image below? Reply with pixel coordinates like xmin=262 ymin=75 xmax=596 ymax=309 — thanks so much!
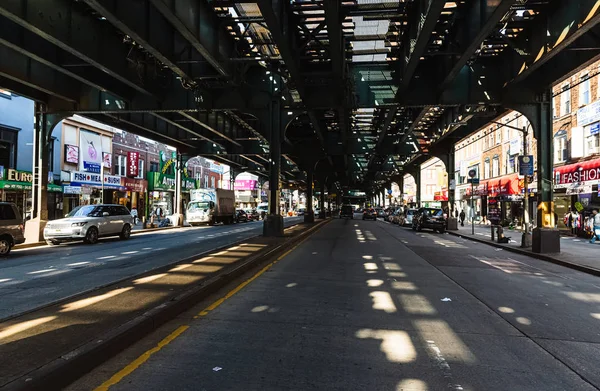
xmin=93 ymin=224 xmax=323 ymax=390
xmin=94 ymin=325 xmax=189 ymax=391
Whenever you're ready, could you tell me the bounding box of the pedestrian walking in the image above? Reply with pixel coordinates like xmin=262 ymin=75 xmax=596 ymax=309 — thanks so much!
xmin=459 ymin=210 xmax=465 ymax=227
xmin=589 ymin=208 xmax=600 ymax=244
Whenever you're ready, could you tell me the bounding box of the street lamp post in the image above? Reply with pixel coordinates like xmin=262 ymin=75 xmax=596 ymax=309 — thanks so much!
xmin=491 ymin=121 xmax=532 ymax=247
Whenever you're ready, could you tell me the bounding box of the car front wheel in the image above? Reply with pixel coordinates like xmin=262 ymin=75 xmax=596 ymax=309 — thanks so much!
xmin=120 ymin=224 xmax=131 ymax=240
xmin=84 ymin=227 xmax=99 ymax=244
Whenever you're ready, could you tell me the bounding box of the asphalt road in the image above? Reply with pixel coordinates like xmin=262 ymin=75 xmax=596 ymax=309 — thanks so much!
xmin=0 ymin=217 xmax=303 ymax=321
xmin=71 ymin=215 xmax=600 ymax=391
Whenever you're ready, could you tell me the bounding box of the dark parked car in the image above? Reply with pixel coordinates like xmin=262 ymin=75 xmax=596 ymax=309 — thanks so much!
xmin=363 ymin=208 xmax=377 ymax=221
xmin=340 ymin=204 xmax=354 ymax=219
xmin=412 ymin=208 xmax=446 ymax=233
xmin=235 ymin=209 xmax=250 ymax=223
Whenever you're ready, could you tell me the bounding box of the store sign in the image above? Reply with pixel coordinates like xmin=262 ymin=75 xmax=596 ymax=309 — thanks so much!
xmin=121 ymin=177 xmax=147 ymax=193
xmin=103 ymin=152 xmax=112 ymax=168
xmin=80 ymin=130 xmax=103 ymax=173
xmin=63 ymin=185 xmax=82 ymax=195
xmin=127 ymin=151 xmax=140 ymax=178
xmin=183 ymin=178 xmax=197 ymax=190
xmin=70 ymin=171 xmax=123 ymax=189
xmin=64 ymin=145 xmax=79 ymax=164
xmin=577 ymin=99 xmax=600 ymax=126
xmin=509 ymin=139 xmax=521 ymax=155
xmin=591 ymin=123 xmax=600 ymax=135
xmin=566 ymin=184 xmax=593 ymax=195
xmin=6 ymin=169 xmax=33 ymax=182
xmin=234 ymin=179 xmax=257 ymax=191
xmin=554 ymin=158 xmax=600 ymax=187
xmin=209 ymin=161 xmax=224 ymax=174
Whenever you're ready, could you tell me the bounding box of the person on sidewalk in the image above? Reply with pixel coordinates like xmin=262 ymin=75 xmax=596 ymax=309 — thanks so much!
xmin=589 ymin=209 xmax=600 ymax=244
xmin=459 ymin=210 xmax=465 ymax=227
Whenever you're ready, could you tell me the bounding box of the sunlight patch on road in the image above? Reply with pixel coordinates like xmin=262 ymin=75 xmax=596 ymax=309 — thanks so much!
xmin=415 ymin=320 xmax=476 ymax=363
xmin=0 ymin=316 xmax=58 ymax=341
xmin=498 ymin=306 xmax=515 ymax=314
xmin=367 ymin=279 xmax=384 ymax=287
xmin=356 ymin=329 xmax=416 ymax=363
xmin=370 ymin=291 xmax=397 ymax=313
xmin=399 ymin=294 xmax=437 ymax=315
xmin=396 ymin=379 xmax=428 ymax=390
xmin=133 ymin=274 xmax=168 ymax=285
xmin=59 ymin=287 xmax=134 ymax=313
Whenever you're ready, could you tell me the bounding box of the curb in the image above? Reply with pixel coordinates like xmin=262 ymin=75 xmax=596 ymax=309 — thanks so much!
xmin=13 ymin=226 xmax=179 ymax=250
xmin=447 ymin=230 xmax=600 ymax=277
xmin=3 ymin=219 xmax=330 ymax=391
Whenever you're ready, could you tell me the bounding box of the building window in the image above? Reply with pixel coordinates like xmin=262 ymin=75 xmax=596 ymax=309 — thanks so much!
xmin=149 ymin=161 xmax=159 ymax=172
xmin=554 ymin=131 xmax=568 ymax=163
xmin=210 ymin=176 xmax=216 ymax=188
xmin=561 ymin=84 xmax=571 ymax=116
xmin=136 ymin=159 xmax=145 ymax=179
xmin=496 ymin=126 xmax=501 ymax=145
xmin=195 ymin=171 xmax=201 ymax=181
xmin=484 ymin=159 xmax=490 ymax=179
xmin=488 ymin=129 xmax=493 ymax=149
xmin=0 ymin=126 xmax=17 ymax=169
xmin=492 ymin=155 xmax=500 ymax=177
xmin=585 ymin=128 xmax=599 ymax=156
xmin=507 ymin=154 xmax=516 ymax=174
xmin=425 ymin=184 xmax=436 ymax=196
xmin=580 ymin=74 xmax=591 ymax=106
xmin=204 ymin=175 xmax=209 ymax=188
xmin=115 ymin=155 xmax=126 ymax=176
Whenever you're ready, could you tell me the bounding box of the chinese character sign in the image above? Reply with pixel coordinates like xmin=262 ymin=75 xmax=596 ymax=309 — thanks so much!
xmin=127 ymin=151 xmax=139 ymax=178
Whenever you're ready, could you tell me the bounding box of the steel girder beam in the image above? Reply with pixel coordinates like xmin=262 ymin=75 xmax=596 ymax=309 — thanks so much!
xmin=0 ymin=0 xmax=156 ymax=96
xmin=0 ymin=15 xmax=135 ymax=100
xmin=501 ymin=0 xmax=600 ymax=94
xmin=0 ymin=45 xmax=79 ymax=102
xmin=81 ymin=0 xmax=216 ymax=86
xmin=257 ymin=0 xmax=328 ymax=156
xmin=0 ymin=75 xmax=48 ymax=102
xmin=439 ymin=0 xmax=518 ymax=91
xmin=149 ymin=0 xmax=234 ymax=78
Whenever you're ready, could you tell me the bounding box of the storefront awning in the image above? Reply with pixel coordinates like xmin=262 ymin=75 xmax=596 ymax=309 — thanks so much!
xmin=554 ymin=157 xmax=600 ymax=188
xmin=0 ymin=181 xmax=62 ymax=192
xmin=487 ymin=174 xmax=520 ymax=197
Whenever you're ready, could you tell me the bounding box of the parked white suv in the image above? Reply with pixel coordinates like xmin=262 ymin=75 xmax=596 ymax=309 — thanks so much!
xmin=0 ymin=202 xmax=25 ymax=256
xmin=44 ymin=204 xmax=134 ymax=245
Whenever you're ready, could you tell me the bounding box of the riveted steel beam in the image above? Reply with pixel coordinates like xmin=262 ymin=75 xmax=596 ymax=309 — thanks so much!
xmin=81 ymin=0 xmax=210 ymax=85
xmin=149 ymin=0 xmax=233 ymax=78
xmin=0 ymin=0 xmax=156 ymax=96
xmin=0 ymin=45 xmax=78 ymax=102
xmin=503 ymin=0 xmax=600 ymax=91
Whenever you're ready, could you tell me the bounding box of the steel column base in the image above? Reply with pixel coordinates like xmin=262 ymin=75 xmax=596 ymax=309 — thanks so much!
xmin=447 ymin=217 xmax=458 ymax=231
xmin=318 ymin=212 xmax=326 ymax=219
xmin=521 ymin=232 xmax=532 ymax=248
xmin=304 ymin=213 xmax=315 ymax=223
xmin=263 ymin=215 xmax=284 ymax=237
xmin=24 ymin=218 xmax=47 ymax=244
xmin=532 ymin=228 xmax=560 ymax=253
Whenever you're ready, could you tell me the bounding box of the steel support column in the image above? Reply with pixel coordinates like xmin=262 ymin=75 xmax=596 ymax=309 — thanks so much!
xmin=414 ymin=170 xmax=422 ymax=207
xmin=263 ymin=74 xmax=283 ymax=236
xmin=510 ymin=90 xmax=559 ymax=253
xmin=319 ymin=181 xmax=326 ymax=219
xmin=445 ymin=149 xmax=458 ymax=230
xmin=27 ymin=106 xmax=66 ymax=243
xmin=304 ymin=169 xmax=314 ymax=223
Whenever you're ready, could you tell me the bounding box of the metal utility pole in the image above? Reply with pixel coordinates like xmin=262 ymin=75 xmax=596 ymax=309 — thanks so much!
xmin=471 ymin=180 xmax=475 ymax=235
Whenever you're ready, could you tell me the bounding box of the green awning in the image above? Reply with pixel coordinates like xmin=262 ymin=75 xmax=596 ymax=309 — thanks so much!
xmin=0 ymin=181 xmax=62 ymax=192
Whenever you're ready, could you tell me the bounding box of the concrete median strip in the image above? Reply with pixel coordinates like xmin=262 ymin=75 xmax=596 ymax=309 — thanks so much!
xmin=0 ymin=219 xmax=330 ymax=391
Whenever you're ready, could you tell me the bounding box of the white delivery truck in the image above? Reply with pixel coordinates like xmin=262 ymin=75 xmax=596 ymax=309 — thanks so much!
xmin=187 ymin=189 xmax=235 ymax=226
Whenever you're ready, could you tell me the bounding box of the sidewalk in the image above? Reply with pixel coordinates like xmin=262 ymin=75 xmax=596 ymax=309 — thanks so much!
xmin=448 ymin=224 xmax=600 ymax=275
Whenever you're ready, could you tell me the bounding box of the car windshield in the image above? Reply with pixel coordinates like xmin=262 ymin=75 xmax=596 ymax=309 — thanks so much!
xmin=67 ymin=205 xmax=101 ymax=217
xmin=424 ymin=208 xmax=443 ymax=217
xmin=257 ymin=205 xmax=268 ymax=211
xmin=188 ymin=201 xmax=210 ymax=211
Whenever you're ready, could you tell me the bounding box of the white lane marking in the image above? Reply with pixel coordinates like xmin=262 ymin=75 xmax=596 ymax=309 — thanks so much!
xmin=97 ymin=255 xmax=116 ymax=260
xmin=28 ymin=269 xmax=55 ymax=275
xmin=426 ymin=340 xmax=463 ymax=390
xmin=66 ymin=262 xmax=90 ymax=266
xmin=121 ymin=251 xmax=139 ymax=255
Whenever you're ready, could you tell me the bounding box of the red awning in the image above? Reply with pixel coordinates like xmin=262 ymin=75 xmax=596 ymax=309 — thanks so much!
xmin=554 ymin=158 xmax=600 ymax=186
xmin=487 ymin=174 xmax=520 ymax=197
